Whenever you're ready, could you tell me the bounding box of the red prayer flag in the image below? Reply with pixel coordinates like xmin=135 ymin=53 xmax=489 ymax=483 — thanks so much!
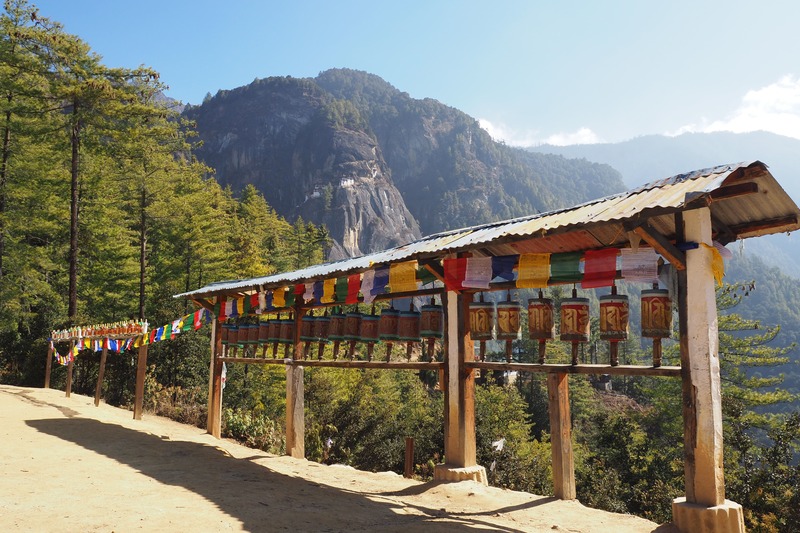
xmin=217 ymin=296 xmax=227 ymax=321
xmin=346 ymin=273 xmax=361 ymax=304
xmin=582 ymin=248 xmax=619 ymax=289
xmin=443 ymin=258 xmax=467 ymax=291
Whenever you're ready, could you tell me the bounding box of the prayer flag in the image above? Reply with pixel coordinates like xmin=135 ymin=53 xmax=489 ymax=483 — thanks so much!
xmin=463 ymin=257 xmax=493 ymax=289
xmin=517 ymin=253 xmax=550 ymax=288
xmin=285 ymin=290 xmax=295 ymax=308
xmin=303 ymin=282 xmax=315 ymax=303
xmin=360 ymin=270 xmax=376 ymax=304
xmin=443 ymin=258 xmax=467 ymax=291
xmin=701 ymin=243 xmax=725 ymax=286
xmin=225 ymin=298 xmax=235 ymax=318
xmin=371 ymin=267 xmax=389 ymax=297
xmin=347 ymin=274 xmax=361 ymax=304
xmin=172 ymin=319 xmax=182 ymax=338
xmin=621 ymin=248 xmax=659 ymax=283
xmin=234 ymin=297 xmax=244 ymax=317
xmin=416 ymin=265 xmax=437 ymax=286
xmin=215 ymin=296 xmax=226 ymax=321
xmin=582 ymin=248 xmax=618 ymax=289
xmin=313 ymin=281 xmax=324 ymax=303
xmin=492 ymin=255 xmax=517 ymax=282
xmin=549 ymin=252 xmax=583 ymax=283
xmin=273 ymin=287 xmax=286 ymax=308
xmin=84 ymin=338 xmax=91 ymax=349
xmin=335 ymin=277 xmax=349 ymax=302
xmin=389 ymin=261 xmax=418 ymax=293
xmin=264 ymin=291 xmax=273 ymax=311
xmin=258 ymin=290 xmax=267 ymax=313
xmin=322 ymin=278 xmax=336 ymax=303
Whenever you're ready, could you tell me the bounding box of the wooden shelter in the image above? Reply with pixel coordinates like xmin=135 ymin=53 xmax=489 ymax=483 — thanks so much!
xmin=178 ymin=161 xmax=799 ymax=533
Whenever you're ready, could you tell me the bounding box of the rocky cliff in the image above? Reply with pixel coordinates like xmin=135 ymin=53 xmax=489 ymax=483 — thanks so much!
xmin=184 ymin=69 xmax=626 ymax=258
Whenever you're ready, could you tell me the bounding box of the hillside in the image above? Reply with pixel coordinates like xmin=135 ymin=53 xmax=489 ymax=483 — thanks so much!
xmin=184 ymin=69 xmax=626 ymax=258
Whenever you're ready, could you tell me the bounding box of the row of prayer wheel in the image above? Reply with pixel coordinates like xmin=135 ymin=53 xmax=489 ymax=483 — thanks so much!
xmin=469 ymin=288 xmax=672 ymax=366
xmin=220 ymin=302 xmax=445 ymax=361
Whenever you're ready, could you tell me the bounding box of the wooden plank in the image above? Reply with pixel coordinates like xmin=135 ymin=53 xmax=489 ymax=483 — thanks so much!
xmin=133 ymin=344 xmax=148 ymax=420
xmin=207 ymin=320 xmax=223 ymax=437
xmin=548 ymin=372 xmax=576 ymax=500
xmin=44 ymin=342 xmax=54 ymax=389
xmin=285 ymin=304 xmax=305 ymax=459
xmin=729 ymin=215 xmax=798 ymax=237
xmin=218 ymin=357 xmax=445 ymax=370
xmin=467 ymin=361 xmax=681 ymax=378
xmin=65 ymin=340 xmax=74 ymax=398
xmin=94 ymin=343 xmax=108 ymax=407
xmin=629 ymin=223 xmax=686 ymax=270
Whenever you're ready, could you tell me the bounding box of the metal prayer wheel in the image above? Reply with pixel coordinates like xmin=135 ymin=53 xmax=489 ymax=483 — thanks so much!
xmin=420 ymin=304 xmax=444 ymax=339
xmin=300 ymin=315 xmax=316 ymax=359
xmin=641 ymin=288 xmax=672 ymax=368
xmin=220 ymin=323 xmax=231 ymax=345
xmin=560 ymin=292 xmax=590 ymax=365
xmin=344 ymin=312 xmax=362 ymax=341
xmin=420 ymin=301 xmax=443 ymax=362
xmin=528 ymin=297 xmax=555 ymax=340
xmin=258 ymin=320 xmax=270 ymax=344
xmin=360 ymin=314 xmax=380 ymax=360
xmin=228 ymin=324 xmax=240 ymax=345
xmin=278 ymin=318 xmax=295 ymax=345
xmin=267 ymin=318 xmax=282 ymax=344
xmin=599 ymin=294 xmax=629 ymax=342
xmin=641 ymin=289 xmax=672 ymax=338
xmin=246 ymin=323 xmax=260 ymax=345
xmin=328 ymin=311 xmax=346 ymax=359
xmin=313 ymin=313 xmax=331 ymax=360
xmin=496 ymin=301 xmax=521 ymax=341
xmin=469 ymin=301 xmax=495 ymax=341
xmin=600 ymin=291 xmax=629 ymax=367
xmin=559 ymin=298 xmax=590 ymax=343
xmin=379 ymin=307 xmax=400 ymax=361
xmin=398 ymin=308 xmax=421 ymax=361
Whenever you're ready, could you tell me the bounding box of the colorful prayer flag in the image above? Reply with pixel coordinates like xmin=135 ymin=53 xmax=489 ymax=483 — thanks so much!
xmin=582 ymin=248 xmax=619 ymax=289
xmin=215 ymin=296 xmax=226 ymax=321
xmin=361 ymin=270 xmax=376 ymax=304
xmin=389 ymin=261 xmax=418 ymax=293
xmin=303 ymin=282 xmax=315 ymax=303
xmin=322 ymin=278 xmax=336 ymax=303
xmin=371 ymin=267 xmax=389 ymax=298
xmin=701 ymin=243 xmax=725 ymax=286
xmin=273 ymin=287 xmax=286 ymax=308
xmin=492 ymin=255 xmax=517 ymax=282
xmin=549 ymin=252 xmax=583 ymax=283
xmin=313 ymin=281 xmax=324 ymax=303
xmin=416 ymin=265 xmax=437 ymax=286
xmin=517 ymin=253 xmax=550 ymax=288
xmin=463 ymin=257 xmax=493 ymax=289
xmin=347 ymin=273 xmax=361 ymax=304
xmin=443 ymin=258 xmax=467 ymax=291
xmin=621 ymin=248 xmax=659 ymax=283
xmin=334 ymin=277 xmax=349 ymax=302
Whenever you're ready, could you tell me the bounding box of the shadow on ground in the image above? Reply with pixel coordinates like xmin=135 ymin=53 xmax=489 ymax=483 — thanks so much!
xmin=27 ymin=417 xmax=524 ymax=532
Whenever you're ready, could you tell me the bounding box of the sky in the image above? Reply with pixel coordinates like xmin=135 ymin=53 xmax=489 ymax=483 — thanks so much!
xmin=23 ymin=0 xmax=800 ymax=147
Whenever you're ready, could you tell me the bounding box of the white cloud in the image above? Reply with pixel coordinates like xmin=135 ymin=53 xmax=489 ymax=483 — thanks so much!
xmin=668 ymin=75 xmax=800 ymax=140
xmin=478 ymin=119 xmax=601 ymax=147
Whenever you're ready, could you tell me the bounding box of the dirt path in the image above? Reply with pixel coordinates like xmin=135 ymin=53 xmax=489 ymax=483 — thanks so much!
xmin=0 ymin=385 xmax=677 ymax=532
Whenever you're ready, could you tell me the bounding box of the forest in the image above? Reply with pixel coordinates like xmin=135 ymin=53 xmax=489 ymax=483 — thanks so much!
xmin=1 ymin=2 xmax=799 ymax=531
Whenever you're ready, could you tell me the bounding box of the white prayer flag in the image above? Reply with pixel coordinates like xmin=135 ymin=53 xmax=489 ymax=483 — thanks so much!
xmin=462 ymin=257 xmax=493 ymax=289
xmin=621 ymin=248 xmax=659 ymax=283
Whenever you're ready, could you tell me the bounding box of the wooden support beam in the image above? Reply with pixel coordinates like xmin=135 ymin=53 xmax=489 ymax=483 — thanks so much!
xmin=627 ymin=222 xmax=686 ymax=270
xmin=133 ymin=344 xmax=148 ymax=420
xmin=467 ymin=361 xmax=681 ymax=378
xmin=421 ymin=260 xmax=446 ymax=284
xmin=94 ymin=343 xmax=108 ymax=407
xmin=728 ymin=215 xmax=799 ymax=238
xmin=548 ymin=372 xmax=576 ymax=500
xmin=44 ymin=342 xmax=53 ymax=389
xmin=65 ymin=340 xmax=74 ymax=398
xmin=285 ymin=304 xmax=305 ymax=459
xmin=217 ymin=357 xmax=445 ymax=370
xmin=207 ymin=319 xmax=222 ymax=437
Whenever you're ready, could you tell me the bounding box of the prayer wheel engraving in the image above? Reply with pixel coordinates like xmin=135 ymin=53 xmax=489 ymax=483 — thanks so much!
xmin=343 ymin=312 xmax=362 ymax=341
xmin=560 ymin=298 xmax=590 ymax=343
xmin=278 ymin=319 xmax=295 ymax=345
xmin=258 ymin=321 xmax=269 ymax=344
xmin=379 ymin=308 xmax=400 ymax=341
xmin=220 ymin=323 xmax=231 ymax=345
xmin=641 ymin=289 xmax=672 ymax=338
xmin=496 ymin=301 xmax=521 ymax=341
xmin=398 ymin=310 xmax=421 ymax=342
xmin=246 ymin=323 xmax=260 ymax=344
xmin=528 ymin=298 xmax=555 ymax=340
xmin=328 ymin=312 xmax=346 ymax=341
xmin=300 ymin=316 xmax=316 ymax=342
xmin=599 ymin=295 xmax=629 ymax=341
xmin=313 ymin=315 xmax=330 ymax=343
xmin=469 ymin=301 xmax=495 ymax=341
xmin=420 ymin=304 xmax=444 ymax=339
xmin=267 ymin=319 xmax=282 ymax=345
xmin=359 ymin=315 xmax=380 ymax=343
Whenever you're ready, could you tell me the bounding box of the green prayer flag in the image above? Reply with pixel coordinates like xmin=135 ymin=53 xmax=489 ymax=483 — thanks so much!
xmin=549 ymin=252 xmax=583 ymax=283
xmin=416 ymin=265 xmax=437 ymax=285
xmin=335 ymin=277 xmax=349 ymax=302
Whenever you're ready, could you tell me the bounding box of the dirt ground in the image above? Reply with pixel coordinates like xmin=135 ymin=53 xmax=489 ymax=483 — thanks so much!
xmin=0 ymin=384 xmax=678 ymax=532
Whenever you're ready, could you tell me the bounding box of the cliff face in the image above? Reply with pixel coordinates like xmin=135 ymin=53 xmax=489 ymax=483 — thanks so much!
xmin=184 ymin=69 xmax=626 ymax=258
xmin=184 ymin=77 xmax=420 ymax=259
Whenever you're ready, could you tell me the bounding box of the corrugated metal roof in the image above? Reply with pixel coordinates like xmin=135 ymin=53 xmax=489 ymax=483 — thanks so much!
xmin=177 ymin=160 xmax=800 ymax=300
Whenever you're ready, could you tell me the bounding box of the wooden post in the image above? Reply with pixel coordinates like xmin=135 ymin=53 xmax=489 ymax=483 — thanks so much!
xmin=65 ymin=340 xmax=74 ymax=398
xmin=44 ymin=341 xmax=54 ymax=389
xmin=94 ymin=341 xmax=108 ymax=406
xmin=133 ymin=344 xmax=148 ymax=420
xmin=548 ymin=372 xmax=576 ymax=499
xmin=680 ymin=207 xmax=725 ymax=506
xmin=285 ymin=306 xmax=305 ymax=459
xmin=207 ymin=319 xmax=223 ymax=437
xmin=404 ymin=437 xmax=414 ymax=478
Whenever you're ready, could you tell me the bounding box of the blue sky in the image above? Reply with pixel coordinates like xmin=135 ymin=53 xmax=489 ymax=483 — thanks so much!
xmin=25 ymin=0 xmax=800 ymax=146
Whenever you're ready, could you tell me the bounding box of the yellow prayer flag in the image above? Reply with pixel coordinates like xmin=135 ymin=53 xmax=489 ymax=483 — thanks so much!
xmin=133 ymin=335 xmax=141 ymax=348
xmin=273 ymin=287 xmax=286 ymax=308
xmin=389 ymin=260 xmax=418 ymax=293
xmin=235 ymin=297 xmax=245 ymax=316
xmin=701 ymin=243 xmax=724 ymax=286
xmin=321 ymin=278 xmax=336 ymax=303
xmin=517 ymin=253 xmax=551 ymax=288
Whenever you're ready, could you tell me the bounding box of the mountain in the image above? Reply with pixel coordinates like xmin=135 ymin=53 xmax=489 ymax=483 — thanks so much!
xmin=528 ymin=132 xmax=800 ymax=277
xmin=183 ymin=69 xmax=626 ymax=258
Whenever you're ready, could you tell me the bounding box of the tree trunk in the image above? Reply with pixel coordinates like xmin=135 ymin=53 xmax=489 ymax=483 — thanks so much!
xmin=0 ymin=106 xmax=11 ymax=279
xmin=138 ymin=184 xmax=147 ymax=320
xmin=68 ymin=100 xmax=80 ymax=323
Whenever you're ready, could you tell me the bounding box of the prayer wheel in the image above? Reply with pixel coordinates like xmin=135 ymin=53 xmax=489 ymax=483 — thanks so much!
xmin=398 ymin=307 xmax=421 ymax=361
xmin=268 ymin=317 xmax=282 ymax=358
xmin=560 ymin=290 xmax=590 ymax=365
xmin=258 ymin=320 xmax=269 ymax=345
xmin=279 ymin=316 xmax=295 ymax=358
xmin=228 ymin=324 xmax=241 ymax=346
xmin=300 ymin=315 xmax=316 ymax=359
xmin=497 ymin=296 xmax=521 ymax=363
xmin=528 ymin=292 xmax=554 ymax=364
xmin=360 ymin=313 xmax=380 ymax=360
xmin=641 ymin=287 xmax=672 ymax=367
xmin=420 ymin=301 xmax=443 ymax=362
xmin=220 ymin=323 xmax=231 ymax=346
xmin=328 ymin=310 xmax=346 ymax=359
xmin=313 ymin=313 xmax=331 ymax=360
xmin=344 ymin=311 xmax=362 ymax=359
xmin=599 ymin=289 xmax=629 ymax=366
xmin=469 ymin=295 xmax=495 ymax=361
xmin=379 ymin=307 xmax=400 ymax=361
xmin=246 ymin=323 xmax=260 ymax=345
